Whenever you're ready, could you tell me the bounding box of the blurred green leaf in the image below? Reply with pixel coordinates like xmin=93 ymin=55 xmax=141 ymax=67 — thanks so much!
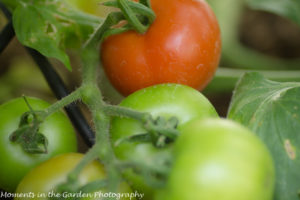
xmin=204 ymin=68 xmax=300 ymax=94
xmin=246 ymin=0 xmax=300 ymax=26
xmin=11 ymin=0 xmax=102 ymax=70
xmin=0 ymin=0 xmax=21 ymax=10
xmin=228 ymin=72 xmax=300 ymax=200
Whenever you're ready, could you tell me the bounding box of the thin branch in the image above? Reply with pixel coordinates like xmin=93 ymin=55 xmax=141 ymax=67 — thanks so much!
xmin=27 ymin=48 xmax=95 ymax=146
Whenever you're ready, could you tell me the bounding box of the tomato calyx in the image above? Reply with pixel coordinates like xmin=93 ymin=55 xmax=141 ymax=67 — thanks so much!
xmin=103 ymin=0 xmax=155 ymax=34
xmin=9 ymin=99 xmax=48 ymax=154
xmin=145 ymin=116 xmax=179 ymax=147
xmin=114 ymin=115 xmax=178 ymax=188
xmin=84 ymin=0 xmax=155 ymax=49
xmin=115 ymin=115 xmax=180 ymax=148
xmin=118 ymin=151 xmax=172 ymax=188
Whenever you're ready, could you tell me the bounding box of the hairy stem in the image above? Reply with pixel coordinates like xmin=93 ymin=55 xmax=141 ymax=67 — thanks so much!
xmin=103 ymin=104 xmax=150 ymax=121
xmin=53 ymin=0 xmax=158 ymax=197
xmin=43 ymin=86 xmax=84 ymax=118
xmin=67 ymin=144 xmax=101 ymax=182
xmin=83 ymin=86 xmax=121 ymax=196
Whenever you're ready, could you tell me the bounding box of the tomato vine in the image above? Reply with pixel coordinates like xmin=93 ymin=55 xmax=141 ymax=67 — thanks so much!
xmin=12 ymin=0 xmax=178 ymax=195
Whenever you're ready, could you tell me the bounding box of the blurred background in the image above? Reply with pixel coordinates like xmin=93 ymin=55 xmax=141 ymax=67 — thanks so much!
xmin=0 ymin=0 xmax=300 ymax=132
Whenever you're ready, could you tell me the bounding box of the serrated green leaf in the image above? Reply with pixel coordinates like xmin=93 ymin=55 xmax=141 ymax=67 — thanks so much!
xmin=11 ymin=0 xmax=102 ymax=71
xmin=228 ymin=72 xmax=300 ymax=200
xmin=245 ymin=0 xmax=300 ymax=26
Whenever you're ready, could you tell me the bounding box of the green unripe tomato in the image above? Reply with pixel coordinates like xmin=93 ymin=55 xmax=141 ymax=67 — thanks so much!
xmin=15 ymin=153 xmax=134 ymax=200
xmin=157 ymin=118 xmax=275 ymax=200
xmin=110 ymin=84 xmax=219 ymax=199
xmin=0 ymin=97 xmax=77 ymax=192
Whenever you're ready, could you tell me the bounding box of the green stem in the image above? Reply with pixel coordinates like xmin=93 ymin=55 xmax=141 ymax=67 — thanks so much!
xmin=80 ymin=16 xmax=123 ymax=196
xmin=43 ymin=86 xmax=84 ymax=118
xmin=54 ymin=0 xmax=158 ymax=197
xmin=54 ymin=144 xmax=105 ymax=195
xmin=83 ymin=87 xmax=121 ymax=196
xmin=83 ymin=12 xmax=125 ymax=50
xmin=84 ymin=0 xmax=155 ymax=50
xmin=104 ymin=104 xmax=179 ymax=147
xmin=116 ymin=0 xmax=148 ymax=33
xmin=94 ymin=112 xmax=120 ymax=195
xmin=146 ymin=122 xmax=179 ymax=140
xmin=116 ymin=158 xmax=169 ymax=188
xmin=81 ymin=11 xmax=126 ymax=84
xmin=67 ymin=144 xmax=101 ymax=182
xmin=104 ymin=0 xmax=155 ymax=23
xmin=81 ymin=49 xmax=99 ymax=85
xmin=103 ymin=104 xmax=150 ymax=121
xmin=204 ymin=67 xmax=300 ymax=94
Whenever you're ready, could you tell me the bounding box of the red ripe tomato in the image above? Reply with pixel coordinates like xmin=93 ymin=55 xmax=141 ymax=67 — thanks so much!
xmin=101 ymin=0 xmax=221 ymax=96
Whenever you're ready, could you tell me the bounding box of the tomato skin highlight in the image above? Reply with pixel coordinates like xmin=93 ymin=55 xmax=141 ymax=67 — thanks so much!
xmin=15 ymin=153 xmax=134 ymax=200
xmin=156 ymin=118 xmax=275 ymax=200
xmin=101 ymin=0 xmax=221 ymax=96
xmin=0 ymin=97 xmax=77 ymax=192
xmin=110 ymin=84 xmax=219 ymax=199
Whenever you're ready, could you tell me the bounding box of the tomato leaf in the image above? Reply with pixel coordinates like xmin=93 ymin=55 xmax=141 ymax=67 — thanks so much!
xmin=245 ymin=0 xmax=300 ymax=26
xmin=228 ymin=72 xmax=300 ymax=200
xmin=11 ymin=0 xmax=102 ymax=70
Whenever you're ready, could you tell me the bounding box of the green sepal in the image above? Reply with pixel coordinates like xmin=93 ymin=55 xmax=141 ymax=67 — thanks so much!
xmin=9 ymin=111 xmax=48 ymax=154
xmin=145 ymin=116 xmax=180 ymax=147
xmin=102 ymin=24 xmax=132 ymax=40
xmin=115 ymin=115 xmax=179 ymax=148
xmin=114 ymin=133 xmax=152 ymax=146
xmin=103 ymin=0 xmax=155 ymax=23
xmin=139 ymin=0 xmax=151 ymax=8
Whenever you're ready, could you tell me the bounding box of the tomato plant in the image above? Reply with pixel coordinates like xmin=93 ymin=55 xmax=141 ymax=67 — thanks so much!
xmin=101 ymin=0 xmax=221 ymax=96
xmin=1 ymin=0 xmax=300 ymax=200
xmin=156 ymin=118 xmax=275 ymax=200
xmin=15 ymin=153 xmax=134 ymax=200
xmin=110 ymin=84 xmax=218 ymax=198
xmin=0 ymin=97 xmax=77 ymax=192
